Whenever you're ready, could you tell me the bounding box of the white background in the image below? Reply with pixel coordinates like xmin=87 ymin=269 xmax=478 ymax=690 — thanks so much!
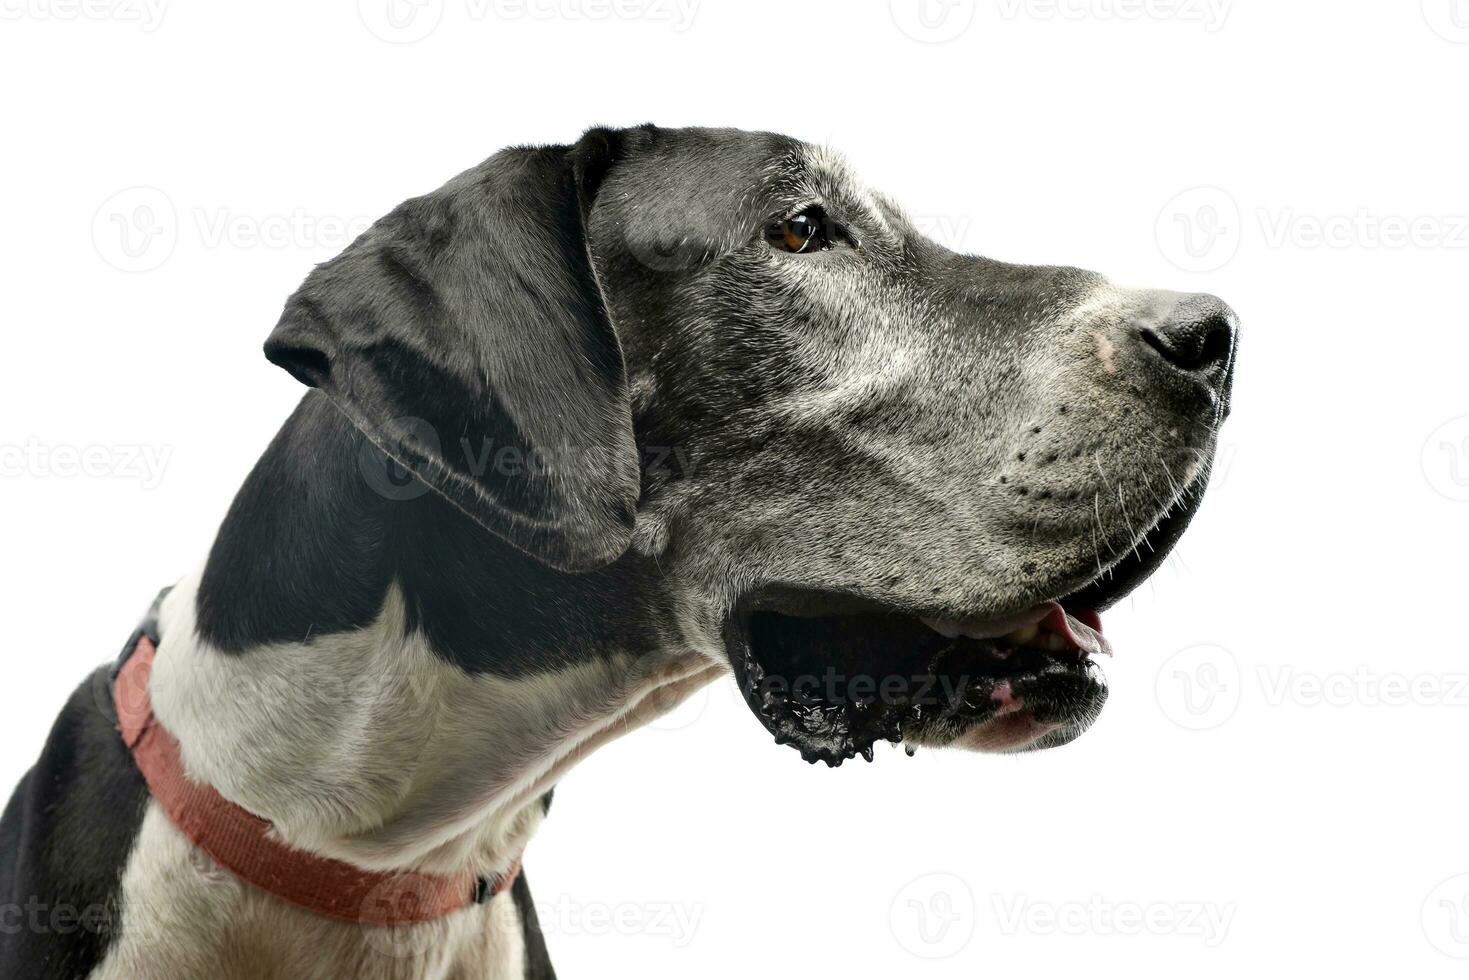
xmin=2 ymin=0 xmax=1468 ymax=976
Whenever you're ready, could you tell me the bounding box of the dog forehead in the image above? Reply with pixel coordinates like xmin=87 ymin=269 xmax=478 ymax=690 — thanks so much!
xmin=795 ymin=143 xmax=892 ymax=225
xmin=588 ymin=127 xmax=879 ymax=251
xmin=599 ymin=126 xmax=796 ymax=211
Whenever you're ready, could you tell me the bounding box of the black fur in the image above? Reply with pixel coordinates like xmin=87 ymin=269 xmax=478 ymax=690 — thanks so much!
xmin=197 ymin=391 xmax=680 ymax=676
xmin=510 ymin=870 xmax=556 ymax=980
xmin=0 ymin=594 xmax=167 ymax=978
xmin=0 ymin=668 xmax=149 ymax=978
xmin=263 ymin=132 xmax=643 ymax=575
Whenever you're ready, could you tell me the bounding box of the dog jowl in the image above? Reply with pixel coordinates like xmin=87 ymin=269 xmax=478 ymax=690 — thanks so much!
xmin=261 ymin=124 xmax=1237 ymax=767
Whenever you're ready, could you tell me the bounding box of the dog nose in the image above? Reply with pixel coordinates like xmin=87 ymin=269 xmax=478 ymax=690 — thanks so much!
xmin=1138 ymin=294 xmax=1237 ymax=379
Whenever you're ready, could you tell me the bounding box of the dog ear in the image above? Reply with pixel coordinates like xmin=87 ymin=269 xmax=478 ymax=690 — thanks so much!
xmin=264 ymin=129 xmax=638 ymax=573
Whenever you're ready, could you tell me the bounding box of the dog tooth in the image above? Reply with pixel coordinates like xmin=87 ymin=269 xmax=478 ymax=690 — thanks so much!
xmin=1044 ymin=633 xmax=1069 ymax=652
xmin=1007 ymin=624 xmax=1039 ymax=644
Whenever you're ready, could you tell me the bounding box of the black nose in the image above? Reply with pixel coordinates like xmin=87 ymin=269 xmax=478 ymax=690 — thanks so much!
xmin=1139 ymin=294 xmax=1237 ymax=378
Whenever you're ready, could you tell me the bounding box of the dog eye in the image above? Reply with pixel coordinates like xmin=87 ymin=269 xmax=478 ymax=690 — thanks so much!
xmin=766 ymin=207 xmax=842 ymax=254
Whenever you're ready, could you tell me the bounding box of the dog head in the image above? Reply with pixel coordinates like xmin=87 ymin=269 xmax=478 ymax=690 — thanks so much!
xmin=266 ymin=124 xmax=1236 ymax=766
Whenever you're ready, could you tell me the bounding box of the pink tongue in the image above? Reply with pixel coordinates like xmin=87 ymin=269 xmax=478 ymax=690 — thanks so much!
xmin=1042 ymin=604 xmax=1113 ymax=657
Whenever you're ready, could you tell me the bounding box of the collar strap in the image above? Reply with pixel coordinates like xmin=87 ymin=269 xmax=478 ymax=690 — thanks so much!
xmin=113 ymin=634 xmax=518 ymax=926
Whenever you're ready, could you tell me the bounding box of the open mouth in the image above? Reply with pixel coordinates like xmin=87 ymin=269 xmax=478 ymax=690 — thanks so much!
xmin=724 ymin=480 xmax=1207 ymax=766
xmin=728 ymin=597 xmax=1109 ymax=765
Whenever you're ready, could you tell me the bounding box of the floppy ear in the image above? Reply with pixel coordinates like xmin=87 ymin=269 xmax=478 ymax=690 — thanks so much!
xmin=264 ymin=129 xmax=638 ymax=573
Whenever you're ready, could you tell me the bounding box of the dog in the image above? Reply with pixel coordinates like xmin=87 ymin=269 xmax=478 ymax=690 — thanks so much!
xmin=0 ymin=124 xmax=1236 ymax=978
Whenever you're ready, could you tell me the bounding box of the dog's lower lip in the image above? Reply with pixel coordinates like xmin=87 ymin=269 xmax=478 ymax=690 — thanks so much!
xmin=726 ymin=589 xmax=1111 ymax=765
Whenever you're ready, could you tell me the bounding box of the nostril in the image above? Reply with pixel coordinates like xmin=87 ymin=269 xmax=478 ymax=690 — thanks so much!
xmin=1139 ymin=327 xmax=1175 ymax=365
xmin=1141 ymin=299 xmax=1236 ymax=375
xmin=1194 ymin=313 xmax=1235 ymax=369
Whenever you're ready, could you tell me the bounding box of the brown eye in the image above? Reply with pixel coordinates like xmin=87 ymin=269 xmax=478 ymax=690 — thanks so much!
xmin=766 ymin=208 xmax=840 ymax=254
xmin=781 ymin=214 xmax=820 ymax=252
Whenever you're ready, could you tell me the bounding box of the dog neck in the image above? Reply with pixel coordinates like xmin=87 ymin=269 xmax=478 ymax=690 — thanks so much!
xmin=149 ymin=393 xmax=722 ymax=879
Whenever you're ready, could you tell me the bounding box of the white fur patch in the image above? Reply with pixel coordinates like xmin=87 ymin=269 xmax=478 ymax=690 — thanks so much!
xmin=110 ymin=570 xmax=723 ymax=974
xmin=93 ymin=803 xmax=527 ymax=979
xmin=1094 ymin=330 xmax=1118 ymax=374
xmin=149 ymin=573 xmax=719 ymax=872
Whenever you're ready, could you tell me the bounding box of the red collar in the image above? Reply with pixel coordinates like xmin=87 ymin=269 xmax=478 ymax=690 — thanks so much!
xmin=113 ymin=634 xmax=518 ymax=926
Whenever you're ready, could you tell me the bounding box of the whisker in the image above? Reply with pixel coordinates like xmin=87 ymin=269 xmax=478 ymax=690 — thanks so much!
xmin=1090 ymin=491 xmax=1103 ymax=579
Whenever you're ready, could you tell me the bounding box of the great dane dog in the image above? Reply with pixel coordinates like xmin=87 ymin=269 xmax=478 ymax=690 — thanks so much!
xmin=0 ymin=125 xmax=1236 ymax=978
